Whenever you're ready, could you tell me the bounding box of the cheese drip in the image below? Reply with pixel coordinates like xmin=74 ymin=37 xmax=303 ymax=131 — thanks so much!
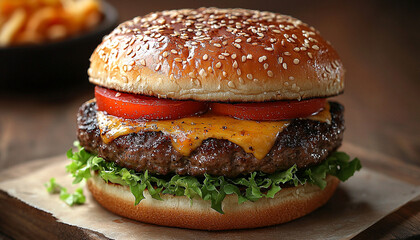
xmin=97 ymin=103 xmax=331 ymax=160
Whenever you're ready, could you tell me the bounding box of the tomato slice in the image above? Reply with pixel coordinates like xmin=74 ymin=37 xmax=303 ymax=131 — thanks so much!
xmin=95 ymin=86 xmax=209 ymax=120
xmin=210 ymin=98 xmax=326 ymax=121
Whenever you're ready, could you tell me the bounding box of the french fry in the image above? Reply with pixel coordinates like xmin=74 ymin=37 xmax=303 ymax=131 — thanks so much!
xmin=0 ymin=0 xmax=102 ymax=46
xmin=0 ymin=8 xmax=26 ymax=46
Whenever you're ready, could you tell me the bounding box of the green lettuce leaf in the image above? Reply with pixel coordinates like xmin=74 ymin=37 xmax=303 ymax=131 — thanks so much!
xmin=44 ymin=178 xmax=61 ymax=194
xmin=59 ymin=187 xmax=86 ymax=206
xmin=45 ymin=177 xmax=86 ymax=206
xmin=66 ymin=141 xmax=361 ymax=214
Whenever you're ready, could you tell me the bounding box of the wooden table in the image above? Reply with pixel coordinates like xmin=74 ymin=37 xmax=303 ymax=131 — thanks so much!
xmin=1 ymin=0 xmax=419 ymax=239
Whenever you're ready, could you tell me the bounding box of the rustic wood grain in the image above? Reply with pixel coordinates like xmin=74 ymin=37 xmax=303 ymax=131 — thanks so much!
xmin=0 ymin=191 xmax=109 ymax=240
xmin=0 ymin=0 xmax=418 ymax=239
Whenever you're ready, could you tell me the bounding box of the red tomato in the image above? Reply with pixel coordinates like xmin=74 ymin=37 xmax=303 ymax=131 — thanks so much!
xmin=210 ymin=98 xmax=326 ymax=121
xmin=95 ymin=86 xmax=209 ymax=120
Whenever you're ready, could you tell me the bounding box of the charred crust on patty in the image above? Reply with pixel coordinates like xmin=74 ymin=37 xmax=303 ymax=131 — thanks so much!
xmin=77 ymin=101 xmax=344 ymax=177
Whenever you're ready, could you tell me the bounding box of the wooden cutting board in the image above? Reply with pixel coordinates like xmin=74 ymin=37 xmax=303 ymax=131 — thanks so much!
xmin=0 ymin=142 xmax=419 ymax=240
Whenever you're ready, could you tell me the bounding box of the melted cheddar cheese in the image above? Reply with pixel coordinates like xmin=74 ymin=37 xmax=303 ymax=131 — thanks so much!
xmin=97 ymin=103 xmax=331 ymax=160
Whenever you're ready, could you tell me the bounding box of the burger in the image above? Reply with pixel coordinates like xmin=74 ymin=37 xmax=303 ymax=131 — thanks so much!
xmin=66 ymin=7 xmax=361 ymax=230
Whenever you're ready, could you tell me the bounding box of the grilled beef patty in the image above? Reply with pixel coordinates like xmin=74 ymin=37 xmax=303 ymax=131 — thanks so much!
xmin=77 ymin=101 xmax=344 ymax=177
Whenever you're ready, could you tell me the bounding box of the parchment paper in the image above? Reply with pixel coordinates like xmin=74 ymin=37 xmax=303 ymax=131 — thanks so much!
xmin=1 ymin=156 xmax=419 ymax=240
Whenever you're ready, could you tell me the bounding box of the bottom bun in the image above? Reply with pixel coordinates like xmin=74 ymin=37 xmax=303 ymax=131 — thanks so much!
xmin=87 ymin=173 xmax=339 ymax=230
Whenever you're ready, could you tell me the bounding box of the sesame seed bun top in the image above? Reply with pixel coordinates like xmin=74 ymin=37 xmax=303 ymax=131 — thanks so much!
xmin=88 ymin=7 xmax=344 ymax=102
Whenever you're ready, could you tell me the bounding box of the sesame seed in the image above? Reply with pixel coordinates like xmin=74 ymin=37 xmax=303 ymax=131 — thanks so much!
xmin=239 ymin=77 xmax=244 ymax=83
xmin=231 ymin=53 xmax=237 ymax=59
xmin=258 ymin=56 xmax=267 ymax=62
xmin=218 ymin=55 xmax=225 ymax=60
xmin=189 ymin=72 xmax=195 ymax=78
xmin=162 ymin=51 xmax=168 ymax=57
xmin=284 ymin=52 xmax=291 ymax=56
xmin=264 ymin=47 xmax=274 ymax=51
xmin=155 ymin=64 xmax=161 ymax=71
xmin=278 ymin=57 xmax=283 ymax=63
xmin=208 ymin=66 xmax=213 ymax=72
xmin=272 ymin=29 xmax=281 ymax=33
xmin=115 ymin=92 xmax=121 ymax=97
xmin=293 ymin=47 xmax=300 ymax=52
xmin=289 ymin=76 xmax=295 ymax=80
xmin=326 ymin=66 xmax=332 ymax=73
xmin=199 ymin=68 xmax=207 ymax=77
xmin=237 ymin=69 xmax=242 ymax=75
xmin=203 ymin=54 xmax=208 ymax=60
xmin=223 ymin=71 xmax=227 ymax=77
xmin=293 ymin=59 xmax=300 ymax=64
xmin=312 ymin=45 xmax=320 ymax=50
xmin=247 ymin=74 xmax=253 ymax=80
xmin=235 ymin=38 xmax=242 ymax=43
xmin=221 ymin=52 xmax=230 ymax=57
xmin=174 ymin=58 xmax=182 ymax=62
xmin=215 ymin=62 xmax=222 ymax=68
xmin=247 ymin=38 xmax=252 ymax=43
xmin=140 ymin=59 xmax=146 ymax=66
xmin=282 ymin=63 xmax=287 ymax=69
xmin=233 ymin=61 xmax=238 ymax=68
xmin=307 ymin=52 xmax=313 ymax=59
xmin=267 ymin=70 xmax=273 ymax=77
xmin=228 ymin=81 xmax=235 ymax=88
xmin=247 ymin=54 xmax=253 ymax=59
xmin=234 ymin=43 xmax=241 ymax=49
xmin=264 ymin=63 xmax=269 ymax=69
xmin=214 ymin=43 xmax=222 ymax=47
xmin=335 ymin=60 xmax=340 ymax=66
xmin=171 ymin=49 xmax=177 ymax=54
xmin=241 ymin=56 xmax=247 ymax=62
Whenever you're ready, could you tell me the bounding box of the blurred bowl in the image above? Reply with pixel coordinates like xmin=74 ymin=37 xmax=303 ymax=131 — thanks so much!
xmin=0 ymin=1 xmax=118 ymax=93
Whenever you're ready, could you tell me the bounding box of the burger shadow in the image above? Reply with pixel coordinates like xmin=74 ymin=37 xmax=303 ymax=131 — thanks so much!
xmin=109 ymin=186 xmax=373 ymax=239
